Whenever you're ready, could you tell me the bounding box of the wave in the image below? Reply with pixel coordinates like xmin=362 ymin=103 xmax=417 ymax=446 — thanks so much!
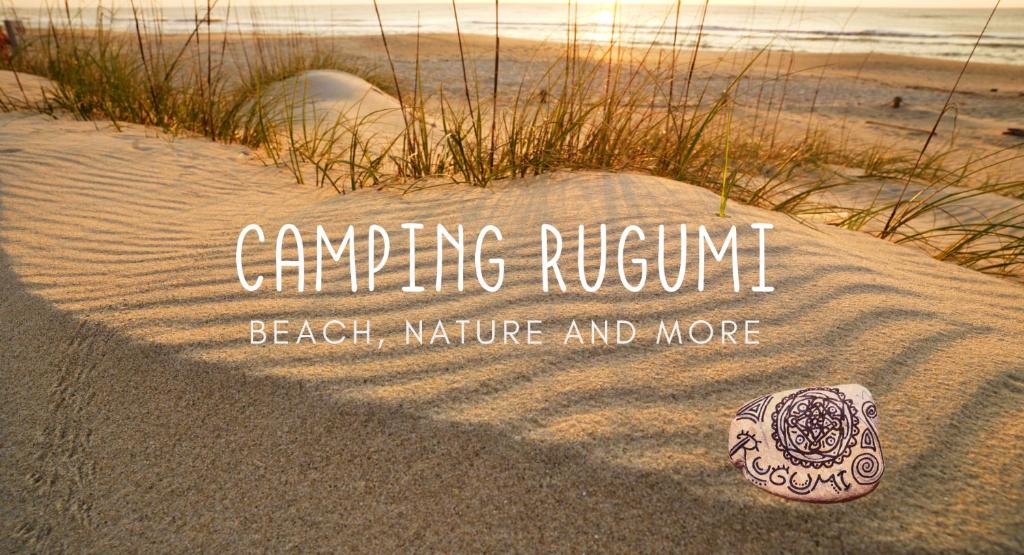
xmin=7 ymin=5 xmax=1023 ymax=65
xmin=462 ymin=20 xmax=1023 ymax=42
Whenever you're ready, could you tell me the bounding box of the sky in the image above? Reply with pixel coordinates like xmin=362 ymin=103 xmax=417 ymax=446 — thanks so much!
xmin=692 ymin=0 xmax=1020 ymax=6
xmin=7 ymin=0 xmax=1023 ymax=8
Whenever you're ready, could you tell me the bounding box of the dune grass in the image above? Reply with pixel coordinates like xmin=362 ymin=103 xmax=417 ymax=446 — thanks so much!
xmin=0 ymin=1 xmax=392 ymax=143
xmin=0 ymin=0 xmax=1021 ymax=279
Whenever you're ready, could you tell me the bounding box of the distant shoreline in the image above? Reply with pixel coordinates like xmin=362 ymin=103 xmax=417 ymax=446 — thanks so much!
xmin=4 ymin=3 xmax=1024 ymax=65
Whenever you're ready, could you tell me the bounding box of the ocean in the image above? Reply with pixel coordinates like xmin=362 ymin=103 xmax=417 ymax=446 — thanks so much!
xmin=6 ymin=2 xmax=1024 ymax=65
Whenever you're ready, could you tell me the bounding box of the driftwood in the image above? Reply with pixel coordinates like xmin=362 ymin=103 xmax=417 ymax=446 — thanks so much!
xmin=1003 ymin=128 xmax=1024 ymax=138
xmin=865 ymin=120 xmax=936 ymax=136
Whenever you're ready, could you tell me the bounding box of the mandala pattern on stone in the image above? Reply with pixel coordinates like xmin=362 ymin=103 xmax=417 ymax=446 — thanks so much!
xmin=771 ymin=387 xmax=859 ymax=469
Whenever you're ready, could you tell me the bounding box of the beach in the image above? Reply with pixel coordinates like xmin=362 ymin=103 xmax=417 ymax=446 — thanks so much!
xmin=7 ymin=4 xmax=1024 ymax=64
xmin=1 ymin=24 xmax=1024 ymax=552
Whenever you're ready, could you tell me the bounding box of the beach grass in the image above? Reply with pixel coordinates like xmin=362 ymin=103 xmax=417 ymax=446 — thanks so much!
xmin=1 ymin=0 xmax=1021 ymax=279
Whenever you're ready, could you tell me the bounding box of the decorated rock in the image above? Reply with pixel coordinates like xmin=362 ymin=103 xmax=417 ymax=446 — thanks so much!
xmin=728 ymin=384 xmax=883 ymax=503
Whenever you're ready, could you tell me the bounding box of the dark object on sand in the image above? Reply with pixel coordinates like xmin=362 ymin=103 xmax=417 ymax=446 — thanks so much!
xmin=865 ymin=120 xmax=936 ymax=136
xmin=891 ymin=96 xmax=903 ymax=109
xmin=990 ymin=88 xmax=999 ymax=92
xmin=1003 ymin=128 xmax=1024 ymax=138
xmin=3 ymin=19 xmax=24 ymax=50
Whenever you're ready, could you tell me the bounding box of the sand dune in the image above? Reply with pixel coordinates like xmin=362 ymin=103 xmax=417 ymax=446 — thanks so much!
xmin=0 ymin=70 xmax=54 ymax=108
xmin=1 ymin=110 xmax=1022 ymax=551
xmin=266 ymin=70 xmax=407 ymax=132
xmin=760 ymin=165 xmax=1024 ymax=260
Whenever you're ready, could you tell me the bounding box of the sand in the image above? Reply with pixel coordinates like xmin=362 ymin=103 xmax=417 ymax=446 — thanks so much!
xmin=0 ymin=69 xmax=53 ymax=107
xmin=267 ymin=69 xmax=407 ymax=134
xmin=1 ymin=102 xmax=1023 ymax=552
xmin=2 ymin=32 xmax=1024 ymax=550
xmin=309 ymin=33 xmax=1024 ymax=171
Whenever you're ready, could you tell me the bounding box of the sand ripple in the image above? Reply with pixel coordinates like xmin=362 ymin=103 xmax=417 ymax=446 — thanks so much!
xmin=1 ymin=114 xmax=1021 ymax=551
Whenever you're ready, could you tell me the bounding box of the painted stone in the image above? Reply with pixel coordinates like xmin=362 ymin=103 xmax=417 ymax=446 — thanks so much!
xmin=728 ymin=384 xmax=883 ymax=503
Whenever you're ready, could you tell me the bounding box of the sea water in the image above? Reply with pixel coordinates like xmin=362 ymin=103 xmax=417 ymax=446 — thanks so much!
xmin=5 ymin=2 xmax=1024 ymax=65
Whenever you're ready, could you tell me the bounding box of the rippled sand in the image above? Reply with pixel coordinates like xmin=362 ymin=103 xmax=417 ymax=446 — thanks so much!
xmin=1 ymin=109 xmax=1022 ymax=551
